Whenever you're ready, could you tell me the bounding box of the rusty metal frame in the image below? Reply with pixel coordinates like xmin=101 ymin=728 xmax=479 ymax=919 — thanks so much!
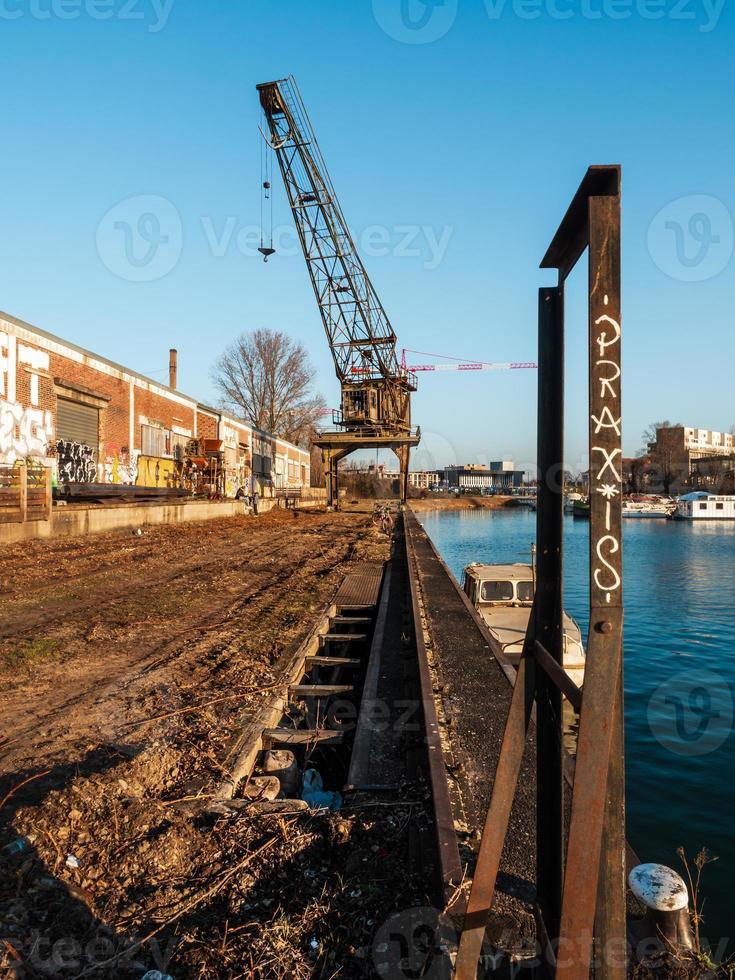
xmin=454 ymin=166 xmax=625 ymax=979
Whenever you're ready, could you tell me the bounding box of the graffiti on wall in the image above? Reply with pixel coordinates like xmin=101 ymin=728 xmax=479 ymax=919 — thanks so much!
xmin=1 ymin=403 xmax=54 ymax=466
xmin=135 ymin=455 xmax=176 ymax=488
xmin=0 ymin=332 xmax=55 ymax=465
xmin=56 ymin=440 xmax=97 ymax=484
xmin=103 ymin=446 xmax=139 ymax=486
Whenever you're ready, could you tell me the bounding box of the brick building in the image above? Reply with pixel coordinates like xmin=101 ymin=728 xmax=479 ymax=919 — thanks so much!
xmin=0 ymin=311 xmax=310 ymax=495
xmin=649 ymin=425 xmax=734 ymax=492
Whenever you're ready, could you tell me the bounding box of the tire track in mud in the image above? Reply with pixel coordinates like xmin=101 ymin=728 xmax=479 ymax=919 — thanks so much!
xmin=0 ymin=514 xmax=377 ymax=775
xmin=0 ymin=519 xmax=323 ymax=641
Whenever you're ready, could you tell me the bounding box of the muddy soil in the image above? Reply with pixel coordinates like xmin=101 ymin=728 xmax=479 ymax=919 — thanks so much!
xmin=0 ymin=511 xmax=433 ymax=979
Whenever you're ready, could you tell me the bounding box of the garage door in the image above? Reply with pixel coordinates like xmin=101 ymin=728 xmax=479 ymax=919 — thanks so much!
xmin=56 ymin=398 xmax=99 ymax=483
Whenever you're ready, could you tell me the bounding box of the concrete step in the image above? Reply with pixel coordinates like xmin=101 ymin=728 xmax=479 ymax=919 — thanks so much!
xmin=289 ymin=684 xmax=354 ymax=697
xmin=319 ymin=633 xmax=368 ymax=645
xmin=262 ymin=727 xmax=344 ymax=747
xmin=305 ymin=655 xmax=361 ymax=667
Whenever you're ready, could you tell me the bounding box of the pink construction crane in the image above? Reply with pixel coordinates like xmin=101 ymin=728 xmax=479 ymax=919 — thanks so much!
xmin=398 ymin=348 xmax=537 ymax=374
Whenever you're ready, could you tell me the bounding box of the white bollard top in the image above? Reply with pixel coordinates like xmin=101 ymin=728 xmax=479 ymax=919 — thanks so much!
xmin=628 ymin=863 xmax=689 ymax=912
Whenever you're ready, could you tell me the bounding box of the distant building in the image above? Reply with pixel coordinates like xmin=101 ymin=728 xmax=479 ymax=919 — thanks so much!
xmin=649 ymin=426 xmax=735 ymax=491
xmin=408 ymin=471 xmax=440 ymax=490
xmin=442 ymin=461 xmax=524 ymax=491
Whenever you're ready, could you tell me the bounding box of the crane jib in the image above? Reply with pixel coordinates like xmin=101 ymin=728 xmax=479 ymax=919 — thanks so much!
xmin=256 ymin=75 xmax=417 ymax=443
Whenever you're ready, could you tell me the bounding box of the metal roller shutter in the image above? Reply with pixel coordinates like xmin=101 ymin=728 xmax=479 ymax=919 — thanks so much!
xmin=56 ymin=398 xmax=99 ymax=457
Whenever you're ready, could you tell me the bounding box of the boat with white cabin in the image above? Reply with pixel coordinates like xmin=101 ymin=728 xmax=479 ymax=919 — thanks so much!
xmin=461 ymin=561 xmax=586 ymax=689
xmin=674 ymin=492 xmax=735 ymax=520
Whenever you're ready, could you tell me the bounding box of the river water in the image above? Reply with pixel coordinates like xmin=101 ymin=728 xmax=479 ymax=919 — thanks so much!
xmin=414 ymin=506 xmax=734 ymax=948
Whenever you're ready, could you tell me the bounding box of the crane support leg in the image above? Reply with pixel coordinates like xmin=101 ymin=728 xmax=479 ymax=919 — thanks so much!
xmin=322 ymin=447 xmax=349 ymax=510
xmin=395 ymin=444 xmax=411 ymax=505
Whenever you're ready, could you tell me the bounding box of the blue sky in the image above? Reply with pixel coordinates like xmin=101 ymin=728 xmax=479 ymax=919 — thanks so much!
xmin=1 ymin=0 xmax=733 ymax=474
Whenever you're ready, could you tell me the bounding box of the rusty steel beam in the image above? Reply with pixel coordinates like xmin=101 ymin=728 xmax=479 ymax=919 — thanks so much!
xmin=554 ymin=174 xmax=625 ymax=979
xmin=588 ymin=190 xmax=627 ymax=980
xmin=535 ymin=285 xmax=566 ymax=944
xmin=541 ymin=166 xmax=620 ymax=281
xmin=455 ymin=166 xmax=625 ymax=980
xmin=534 ymin=642 xmax=582 ymax=714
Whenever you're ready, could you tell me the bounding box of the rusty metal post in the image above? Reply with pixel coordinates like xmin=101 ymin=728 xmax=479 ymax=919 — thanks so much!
xmin=556 ymin=177 xmax=625 ymax=980
xmin=45 ymin=465 xmax=53 ymax=521
xmin=588 ymin=191 xmax=626 ymax=980
xmin=456 ymin=166 xmax=626 ymax=980
xmin=19 ymin=461 xmax=27 ymax=523
xmin=535 ymin=285 xmax=565 ymax=943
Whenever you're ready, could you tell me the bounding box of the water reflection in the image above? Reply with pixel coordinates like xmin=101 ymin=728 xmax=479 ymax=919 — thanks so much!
xmin=416 ymin=508 xmax=734 ymax=949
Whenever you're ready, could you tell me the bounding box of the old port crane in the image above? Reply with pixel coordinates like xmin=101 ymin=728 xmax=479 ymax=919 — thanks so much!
xmin=256 ymin=75 xmax=419 ymax=506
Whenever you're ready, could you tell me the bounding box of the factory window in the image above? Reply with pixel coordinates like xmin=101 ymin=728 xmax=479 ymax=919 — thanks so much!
xmin=170 ymin=431 xmax=189 ymax=459
xmin=141 ymin=423 xmax=165 ymax=457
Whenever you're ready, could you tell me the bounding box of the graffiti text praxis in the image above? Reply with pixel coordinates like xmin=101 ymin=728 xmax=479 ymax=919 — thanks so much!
xmin=590 ymin=300 xmax=622 ymax=604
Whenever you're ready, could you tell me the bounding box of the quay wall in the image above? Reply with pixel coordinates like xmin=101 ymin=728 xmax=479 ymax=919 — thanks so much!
xmin=0 ymin=494 xmax=325 ymax=544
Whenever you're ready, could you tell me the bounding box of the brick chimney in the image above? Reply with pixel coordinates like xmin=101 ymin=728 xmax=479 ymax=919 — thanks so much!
xmin=169 ymin=349 xmax=178 ymax=389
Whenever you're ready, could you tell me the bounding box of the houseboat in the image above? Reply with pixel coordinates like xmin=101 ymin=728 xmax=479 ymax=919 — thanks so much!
xmin=462 ymin=562 xmax=586 ymax=688
xmin=674 ymin=492 xmax=735 ymax=521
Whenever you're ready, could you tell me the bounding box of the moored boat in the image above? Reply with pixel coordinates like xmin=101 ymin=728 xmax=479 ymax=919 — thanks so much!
xmin=674 ymin=492 xmax=735 ymax=520
xmin=462 ymin=561 xmax=586 ymax=688
xmin=622 ymin=497 xmax=676 ymax=519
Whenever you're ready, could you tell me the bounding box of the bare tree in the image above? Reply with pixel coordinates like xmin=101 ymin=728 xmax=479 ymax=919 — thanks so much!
xmin=641 ymin=419 xmax=678 ymax=454
xmin=212 ymin=329 xmax=327 ymax=447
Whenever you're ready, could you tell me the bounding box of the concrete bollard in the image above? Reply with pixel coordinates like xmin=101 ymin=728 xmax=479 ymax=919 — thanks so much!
xmin=628 ymin=863 xmax=694 ymax=949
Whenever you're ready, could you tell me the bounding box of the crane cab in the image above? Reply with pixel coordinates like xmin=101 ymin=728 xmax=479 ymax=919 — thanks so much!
xmin=341 ymin=384 xmax=380 ymax=427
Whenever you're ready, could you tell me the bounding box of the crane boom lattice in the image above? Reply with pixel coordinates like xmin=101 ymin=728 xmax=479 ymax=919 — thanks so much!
xmin=257 ymin=76 xmax=420 ymax=505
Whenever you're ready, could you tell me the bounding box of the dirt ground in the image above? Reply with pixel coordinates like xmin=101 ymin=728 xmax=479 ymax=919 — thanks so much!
xmin=0 ymin=510 xmax=434 ymax=979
